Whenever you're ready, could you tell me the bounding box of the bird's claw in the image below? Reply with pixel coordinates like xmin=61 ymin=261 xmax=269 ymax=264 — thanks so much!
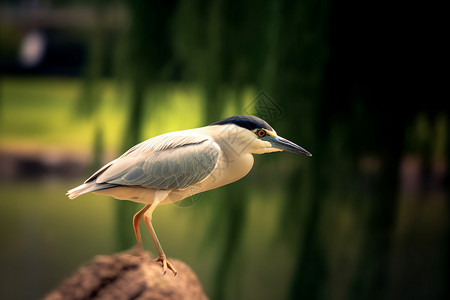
xmin=154 ymin=255 xmax=177 ymax=276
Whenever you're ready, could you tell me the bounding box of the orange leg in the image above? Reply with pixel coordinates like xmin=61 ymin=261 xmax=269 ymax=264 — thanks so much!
xmin=133 ymin=204 xmax=151 ymax=249
xmin=144 ymin=214 xmax=178 ymax=276
xmin=131 ymin=190 xmax=176 ymax=275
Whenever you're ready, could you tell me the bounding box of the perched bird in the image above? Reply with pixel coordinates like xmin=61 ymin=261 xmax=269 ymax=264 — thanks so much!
xmin=67 ymin=115 xmax=311 ymax=275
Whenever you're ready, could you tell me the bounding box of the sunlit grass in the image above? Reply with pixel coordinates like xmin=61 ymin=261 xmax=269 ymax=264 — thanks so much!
xmin=1 ymin=77 xmax=96 ymax=152
xmin=0 ymin=78 xmax=206 ymax=154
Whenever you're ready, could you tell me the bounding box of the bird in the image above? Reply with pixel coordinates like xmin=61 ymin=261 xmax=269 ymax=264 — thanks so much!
xmin=67 ymin=115 xmax=311 ymax=275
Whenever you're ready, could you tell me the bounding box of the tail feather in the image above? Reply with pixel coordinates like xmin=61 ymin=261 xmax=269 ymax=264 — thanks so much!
xmin=67 ymin=182 xmax=117 ymax=199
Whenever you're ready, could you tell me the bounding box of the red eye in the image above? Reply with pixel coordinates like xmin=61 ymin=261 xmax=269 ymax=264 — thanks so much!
xmin=257 ymin=129 xmax=266 ymax=137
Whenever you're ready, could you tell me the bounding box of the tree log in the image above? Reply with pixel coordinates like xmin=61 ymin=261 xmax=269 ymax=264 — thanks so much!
xmin=43 ymin=248 xmax=208 ymax=300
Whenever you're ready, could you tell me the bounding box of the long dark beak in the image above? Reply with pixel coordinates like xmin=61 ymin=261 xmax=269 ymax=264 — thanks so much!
xmin=271 ymin=136 xmax=312 ymax=156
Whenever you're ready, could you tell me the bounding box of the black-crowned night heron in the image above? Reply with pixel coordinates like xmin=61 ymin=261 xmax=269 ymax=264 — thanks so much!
xmin=67 ymin=115 xmax=311 ymax=275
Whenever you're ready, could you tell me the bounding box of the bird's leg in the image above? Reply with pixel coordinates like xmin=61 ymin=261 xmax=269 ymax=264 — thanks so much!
xmin=133 ymin=204 xmax=151 ymax=249
xmin=143 ymin=190 xmax=177 ymax=276
xmin=143 ymin=214 xmax=178 ymax=276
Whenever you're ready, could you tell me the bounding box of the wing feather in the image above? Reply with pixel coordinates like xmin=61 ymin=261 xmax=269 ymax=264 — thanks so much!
xmin=95 ymin=132 xmax=220 ymax=190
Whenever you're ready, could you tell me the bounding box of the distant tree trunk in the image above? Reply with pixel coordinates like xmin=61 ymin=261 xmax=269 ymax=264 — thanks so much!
xmin=76 ymin=0 xmax=106 ymax=173
xmin=265 ymin=0 xmax=330 ymax=299
xmin=349 ymin=122 xmax=404 ymax=300
xmin=115 ymin=75 xmax=146 ymax=250
xmin=445 ymin=119 xmax=450 ymax=300
xmin=114 ymin=0 xmax=176 ymax=250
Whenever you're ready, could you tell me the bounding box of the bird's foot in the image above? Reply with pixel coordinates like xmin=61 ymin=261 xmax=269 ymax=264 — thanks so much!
xmin=154 ymin=255 xmax=178 ymax=276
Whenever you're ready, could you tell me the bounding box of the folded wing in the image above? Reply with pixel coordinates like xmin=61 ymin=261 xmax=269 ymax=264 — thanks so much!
xmin=94 ymin=133 xmax=221 ymax=190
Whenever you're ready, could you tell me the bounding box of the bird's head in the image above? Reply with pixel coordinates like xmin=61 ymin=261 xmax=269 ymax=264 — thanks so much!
xmin=209 ymin=115 xmax=312 ymax=156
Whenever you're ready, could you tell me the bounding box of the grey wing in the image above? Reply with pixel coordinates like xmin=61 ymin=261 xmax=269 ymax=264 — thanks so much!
xmin=95 ymin=137 xmax=220 ymax=190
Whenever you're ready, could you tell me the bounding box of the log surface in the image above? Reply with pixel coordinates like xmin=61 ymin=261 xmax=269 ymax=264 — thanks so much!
xmin=43 ymin=248 xmax=208 ymax=300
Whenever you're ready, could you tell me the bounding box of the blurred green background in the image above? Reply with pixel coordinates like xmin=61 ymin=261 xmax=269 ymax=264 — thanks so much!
xmin=0 ymin=1 xmax=447 ymax=300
